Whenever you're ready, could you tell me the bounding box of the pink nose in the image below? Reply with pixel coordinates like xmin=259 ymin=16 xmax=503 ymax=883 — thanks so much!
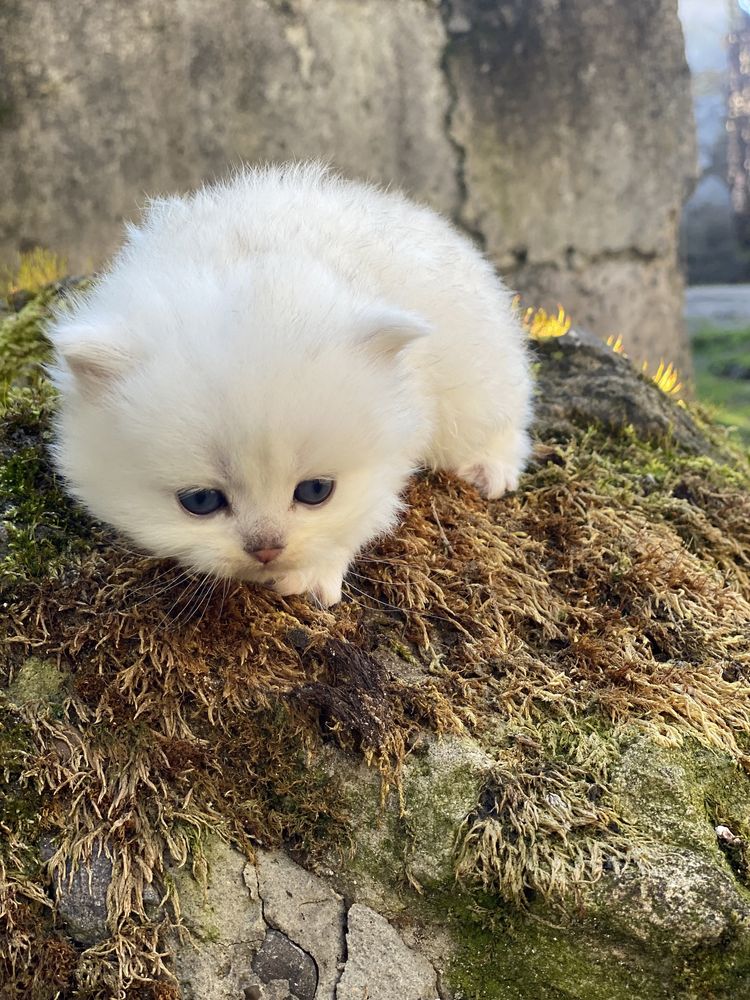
xmin=251 ymin=547 xmax=284 ymax=565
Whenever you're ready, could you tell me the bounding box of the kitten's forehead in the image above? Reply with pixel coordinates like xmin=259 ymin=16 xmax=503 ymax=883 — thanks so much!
xmin=214 ymin=417 xmax=345 ymax=494
xmin=213 ymin=433 xmax=296 ymax=498
xmin=114 ymin=267 xmax=412 ymax=492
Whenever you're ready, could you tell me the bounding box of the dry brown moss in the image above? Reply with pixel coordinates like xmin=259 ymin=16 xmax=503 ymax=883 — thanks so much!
xmin=1 ymin=288 xmax=750 ymax=995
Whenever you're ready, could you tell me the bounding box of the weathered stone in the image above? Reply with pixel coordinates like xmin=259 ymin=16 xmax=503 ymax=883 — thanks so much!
xmin=43 ymin=839 xmax=112 ymax=948
xmin=0 ymin=0 xmax=457 ymax=272
xmin=399 ymin=737 xmax=492 ymax=889
xmin=533 ymin=326 xmax=706 ymax=454
xmin=444 ymin=0 xmax=695 ymax=370
xmin=243 ymin=982 xmax=301 ymax=1000
xmin=0 ymin=0 xmax=694 ymax=364
xmin=314 ymin=737 xmax=492 ymax=911
xmin=256 ymin=850 xmax=346 ymax=1000
xmin=337 ymin=904 xmax=439 ymax=1000
xmin=514 ymin=257 xmax=692 ymax=376
xmin=170 ymin=838 xmax=265 ymax=1000
xmin=592 ymin=849 xmax=750 ymax=952
xmin=41 ymin=836 xmax=161 ymax=948
xmin=252 ymin=929 xmax=317 ymax=1000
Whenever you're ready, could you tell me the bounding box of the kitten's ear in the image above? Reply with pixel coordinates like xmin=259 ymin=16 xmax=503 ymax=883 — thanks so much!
xmin=357 ymin=306 xmax=432 ymax=361
xmin=52 ymin=326 xmax=137 ymax=392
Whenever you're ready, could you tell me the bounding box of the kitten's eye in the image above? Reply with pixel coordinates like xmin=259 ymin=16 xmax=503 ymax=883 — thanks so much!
xmin=177 ymin=488 xmax=228 ymax=516
xmin=293 ymin=478 xmax=335 ymax=506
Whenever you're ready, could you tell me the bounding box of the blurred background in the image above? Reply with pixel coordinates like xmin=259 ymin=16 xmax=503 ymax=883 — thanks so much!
xmin=0 ymin=0 xmax=747 ymax=439
xmin=680 ymin=0 xmax=750 ymax=438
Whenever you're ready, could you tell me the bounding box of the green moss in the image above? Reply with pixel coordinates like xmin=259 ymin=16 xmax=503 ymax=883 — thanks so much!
xmin=442 ymin=892 xmax=667 ymax=1000
xmin=437 ymin=834 xmax=750 ymax=1000
xmin=578 ymin=423 xmax=748 ymax=495
xmin=389 ymin=639 xmax=419 ymax=664
xmin=0 ymin=384 xmax=94 ymax=591
xmin=673 ymin=937 xmax=750 ymax=1000
xmin=6 ymin=657 xmax=68 ymax=709
xmin=2 ymin=287 xmax=750 ymax=996
xmin=0 ymin=292 xmax=56 ymax=390
xmin=0 ymin=389 xmax=94 ymax=586
xmin=0 ymin=708 xmax=41 ymax=865
xmin=0 ymin=281 xmax=97 ymax=591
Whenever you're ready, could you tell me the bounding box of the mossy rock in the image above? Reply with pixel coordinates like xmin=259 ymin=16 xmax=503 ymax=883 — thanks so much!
xmin=1 ymin=287 xmax=750 ymax=999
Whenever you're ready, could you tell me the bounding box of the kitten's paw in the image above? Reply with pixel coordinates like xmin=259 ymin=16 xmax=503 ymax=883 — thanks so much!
xmin=308 ymin=572 xmax=344 ymax=609
xmin=271 ymin=569 xmax=344 ymax=608
xmin=458 ymin=461 xmax=521 ymax=499
xmin=271 ymin=571 xmax=308 ymax=598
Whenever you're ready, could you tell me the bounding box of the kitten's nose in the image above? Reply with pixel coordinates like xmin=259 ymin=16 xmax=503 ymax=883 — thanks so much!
xmin=250 ymin=547 xmax=284 ymax=565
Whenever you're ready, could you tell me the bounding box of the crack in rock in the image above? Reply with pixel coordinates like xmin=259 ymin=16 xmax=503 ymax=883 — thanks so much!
xmin=252 ymin=928 xmax=318 ymax=1000
xmin=257 ymin=850 xmax=346 ymax=1000
xmin=336 ymin=904 xmax=440 ymax=1000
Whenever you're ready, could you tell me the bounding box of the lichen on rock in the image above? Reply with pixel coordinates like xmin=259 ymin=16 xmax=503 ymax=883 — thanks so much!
xmin=1 ymin=285 xmax=749 ymax=999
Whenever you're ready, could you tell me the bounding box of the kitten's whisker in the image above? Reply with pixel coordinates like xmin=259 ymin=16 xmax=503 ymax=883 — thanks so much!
xmin=161 ymin=574 xmax=207 ymax=629
xmin=186 ymin=574 xmax=220 ymax=627
xmin=110 ymin=543 xmax=154 ymax=559
xmin=186 ymin=576 xmax=220 ymax=637
xmin=176 ymin=576 xmax=214 ymax=628
xmin=356 ymin=555 xmax=412 ymax=569
xmin=217 ymin=576 xmax=231 ymax=620
xmin=346 ymin=570 xmax=471 ymax=633
xmin=126 ymin=568 xmax=196 ymax=609
xmin=114 ymin=560 xmax=184 ymax=591
xmin=202 ymin=577 xmax=220 ymax=621
xmin=343 ymin=577 xmax=402 ymax=615
xmin=348 ymin=568 xmax=407 ymax=590
xmin=339 ymin=584 xmax=369 ymax=614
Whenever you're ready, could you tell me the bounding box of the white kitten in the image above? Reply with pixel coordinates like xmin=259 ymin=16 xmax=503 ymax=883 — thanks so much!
xmin=48 ymin=163 xmax=532 ymax=607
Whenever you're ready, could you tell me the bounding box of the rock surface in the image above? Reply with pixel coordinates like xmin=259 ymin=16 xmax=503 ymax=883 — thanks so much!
xmin=252 ymin=930 xmax=318 ymax=1000
xmin=2 ymin=289 xmax=750 ymax=999
xmin=0 ymin=0 xmax=694 ymax=365
xmin=169 ymin=838 xmax=266 ymax=1000
xmin=338 ymin=904 xmax=439 ymax=1000
xmin=445 ymin=0 xmax=696 ymax=369
xmin=257 ymin=851 xmax=346 ymax=1000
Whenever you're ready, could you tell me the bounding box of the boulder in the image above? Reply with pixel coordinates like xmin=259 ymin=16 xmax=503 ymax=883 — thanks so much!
xmin=1 ymin=286 xmax=749 ymax=999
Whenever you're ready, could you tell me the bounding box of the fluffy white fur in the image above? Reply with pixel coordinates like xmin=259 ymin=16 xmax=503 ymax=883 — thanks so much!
xmin=48 ymin=163 xmax=533 ymax=606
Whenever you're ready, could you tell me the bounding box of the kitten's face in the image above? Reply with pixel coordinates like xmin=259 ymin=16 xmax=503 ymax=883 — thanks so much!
xmin=48 ymin=263 xmax=431 ymax=596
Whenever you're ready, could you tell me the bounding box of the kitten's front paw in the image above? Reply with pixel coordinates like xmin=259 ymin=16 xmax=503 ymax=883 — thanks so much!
xmin=458 ymin=461 xmax=521 ymax=499
xmin=271 ymin=569 xmax=343 ymax=608
xmin=270 ymin=572 xmax=308 ymax=597
xmin=271 ymin=571 xmax=308 ymax=599
xmin=308 ymin=572 xmax=343 ymax=609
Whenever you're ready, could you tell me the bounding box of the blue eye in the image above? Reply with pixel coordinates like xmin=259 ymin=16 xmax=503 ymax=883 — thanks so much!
xmin=293 ymin=478 xmax=335 ymax=506
xmin=178 ymin=488 xmax=228 ymax=516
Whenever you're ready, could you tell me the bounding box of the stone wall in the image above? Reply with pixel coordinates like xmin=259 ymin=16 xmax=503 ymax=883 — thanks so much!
xmin=0 ymin=0 xmax=695 ymax=366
